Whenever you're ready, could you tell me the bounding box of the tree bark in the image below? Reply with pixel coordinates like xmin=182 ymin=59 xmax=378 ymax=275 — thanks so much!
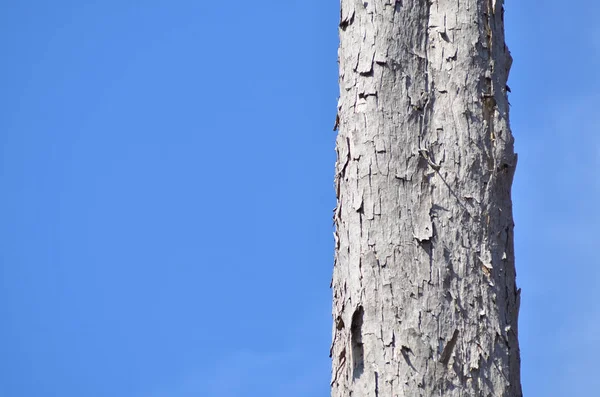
xmin=331 ymin=1 xmax=521 ymax=396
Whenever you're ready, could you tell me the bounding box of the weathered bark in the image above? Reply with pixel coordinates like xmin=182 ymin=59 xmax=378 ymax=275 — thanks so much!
xmin=331 ymin=0 xmax=521 ymax=396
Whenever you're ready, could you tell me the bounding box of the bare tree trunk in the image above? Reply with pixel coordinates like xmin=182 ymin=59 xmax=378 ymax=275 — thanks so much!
xmin=331 ymin=0 xmax=521 ymax=396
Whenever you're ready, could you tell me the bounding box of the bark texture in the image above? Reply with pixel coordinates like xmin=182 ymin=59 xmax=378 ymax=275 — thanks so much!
xmin=331 ymin=0 xmax=521 ymax=396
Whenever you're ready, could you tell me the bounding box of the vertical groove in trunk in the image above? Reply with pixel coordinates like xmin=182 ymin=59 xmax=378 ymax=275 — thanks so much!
xmin=331 ymin=0 xmax=522 ymax=396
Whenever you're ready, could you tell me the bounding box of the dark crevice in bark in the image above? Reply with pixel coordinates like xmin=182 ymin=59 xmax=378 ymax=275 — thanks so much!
xmin=401 ymin=345 xmax=417 ymax=371
xmin=351 ymin=306 xmax=365 ymax=380
xmin=418 ymin=238 xmax=434 ymax=284
xmin=336 ymin=315 xmax=345 ymax=330
xmin=394 ymin=1 xmax=402 ymax=13
xmin=339 ymin=7 xmax=355 ymax=31
xmin=439 ymin=329 xmax=459 ymax=365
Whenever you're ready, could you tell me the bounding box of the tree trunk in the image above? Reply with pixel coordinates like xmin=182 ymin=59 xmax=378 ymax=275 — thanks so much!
xmin=331 ymin=0 xmax=521 ymax=396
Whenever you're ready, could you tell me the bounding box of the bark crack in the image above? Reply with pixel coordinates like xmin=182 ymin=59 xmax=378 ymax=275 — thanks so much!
xmin=439 ymin=329 xmax=459 ymax=366
xmin=351 ymin=306 xmax=365 ymax=380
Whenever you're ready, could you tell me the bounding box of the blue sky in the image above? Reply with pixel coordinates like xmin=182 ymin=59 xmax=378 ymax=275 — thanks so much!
xmin=0 ymin=1 xmax=598 ymax=396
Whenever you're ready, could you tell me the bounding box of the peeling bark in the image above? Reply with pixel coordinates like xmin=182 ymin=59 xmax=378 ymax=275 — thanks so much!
xmin=331 ymin=0 xmax=521 ymax=396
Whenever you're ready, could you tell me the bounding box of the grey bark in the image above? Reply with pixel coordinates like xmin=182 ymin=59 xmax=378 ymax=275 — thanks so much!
xmin=331 ymin=0 xmax=521 ymax=396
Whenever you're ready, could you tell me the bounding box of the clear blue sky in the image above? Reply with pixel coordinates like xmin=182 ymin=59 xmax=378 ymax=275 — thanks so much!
xmin=1 ymin=1 xmax=598 ymax=396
